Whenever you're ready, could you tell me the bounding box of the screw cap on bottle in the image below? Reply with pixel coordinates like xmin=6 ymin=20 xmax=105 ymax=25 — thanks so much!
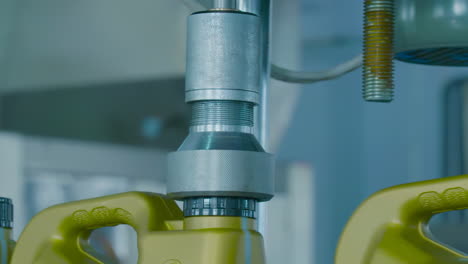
xmin=0 ymin=197 xmax=13 ymax=228
xmin=184 ymin=197 xmax=257 ymax=218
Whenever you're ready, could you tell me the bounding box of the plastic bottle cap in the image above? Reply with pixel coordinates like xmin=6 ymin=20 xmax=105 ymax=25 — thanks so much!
xmin=0 ymin=198 xmax=13 ymax=228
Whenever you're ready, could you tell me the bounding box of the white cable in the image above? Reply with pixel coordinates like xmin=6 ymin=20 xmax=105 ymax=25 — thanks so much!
xmin=181 ymin=0 xmax=363 ymax=84
xmin=270 ymin=54 xmax=363 ymax=84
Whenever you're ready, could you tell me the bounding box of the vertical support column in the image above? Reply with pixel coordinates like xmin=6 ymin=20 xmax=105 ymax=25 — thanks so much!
xmin=257 ymin=0 xmax=271 ymax=152
xmin=173 ymin=0 xmax=274 ymax=236
xmin=257 ymin=0 xmax=272 ymax=241
xmin=234 ymin=0 xmax=271 ymax=151
xmin=236 ymin=0 xmax=272 ymax=241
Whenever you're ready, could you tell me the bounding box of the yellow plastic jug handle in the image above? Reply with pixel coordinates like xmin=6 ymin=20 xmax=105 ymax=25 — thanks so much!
xmin=336 ymin=175 xmax=468 ymax=263
xmin=10 ymin=191 xmax=183 ymax=264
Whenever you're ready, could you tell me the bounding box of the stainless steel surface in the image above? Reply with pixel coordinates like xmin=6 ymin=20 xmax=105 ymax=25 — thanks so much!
xmin=179 ymin=132 xmax=264 ymax=151
xmin=182 ymin=0 xmax=271 ymax=148
xmin=185 ymin=88 xmax=259 ymax=103
xmin=0 ymin=197 xmax=13 ymax=228
xmin=182 ymin=100 xmax=262 ymax=150
xmin=363 ymin=0 xmax=395 ymax=102
xmin=251 ymin=0 xmax=271 ymax=151
xmin=169 ymin=5 xmax=274 ymax=201
xmin=183 ymin=197 xmax=257 ymax=218
xmin=183 ymin=0 xmax=262 ymax=15
xmin=395 ymin=0 xmax=468 ymax=66
xmin=167 ymin=150 xmax=275 ymax=201
xmin=190 ymin=125 xmax=253 ymax=133
xmin=186 ymin=11 xmax=261 ymax=104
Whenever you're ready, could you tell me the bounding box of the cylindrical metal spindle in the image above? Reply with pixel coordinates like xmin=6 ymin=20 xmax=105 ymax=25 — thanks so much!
xmin=168 ymin=5 xmax=274 ymax=203
xmin=363 ymin=0 xmax=395 ymax=102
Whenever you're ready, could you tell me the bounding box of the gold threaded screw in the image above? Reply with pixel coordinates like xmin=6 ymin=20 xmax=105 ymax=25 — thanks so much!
xmin=363 ymin=0 xmax=395 ymax=102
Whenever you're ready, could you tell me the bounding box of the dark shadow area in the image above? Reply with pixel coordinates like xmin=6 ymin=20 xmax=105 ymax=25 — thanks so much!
xmin=0 ymin=78 xmax=190 ymax=151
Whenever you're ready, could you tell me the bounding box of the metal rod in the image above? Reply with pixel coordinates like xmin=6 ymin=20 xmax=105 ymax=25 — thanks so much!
xmin=235 ymin=0 xmax=272 ymax=241
xmin=181 ymin=0 xmax=270 ymax=150
xmin=234 ymin=0 xmax=271 ymax=151
xmin=363 ymin=0 xmax=395 ymax=102
xmin=179 ymin=0 xmax=272 ymax=235
xmin=206 ymin=0 xmax=272 ymax=237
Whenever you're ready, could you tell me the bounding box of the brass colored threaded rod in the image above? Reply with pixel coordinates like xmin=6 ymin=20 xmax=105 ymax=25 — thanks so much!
xmin=363 ymin=0 xmax=395 ymax=102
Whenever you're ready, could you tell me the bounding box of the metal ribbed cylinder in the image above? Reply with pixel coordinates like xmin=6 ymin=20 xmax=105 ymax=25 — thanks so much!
xmin=0 ymin=198 xmax=13 ymax=228
xmin=185 ymin=11 xmax=261 ymax=104
xmin=363 ymin=0 xmax=395 ymax=102
xmin=168 ymin=4 xmax=275 ymax=203
xmin=190 ymin=100 xmax=254 ymax=133
xmin=184 ymin=197 xmax=257 ymax=218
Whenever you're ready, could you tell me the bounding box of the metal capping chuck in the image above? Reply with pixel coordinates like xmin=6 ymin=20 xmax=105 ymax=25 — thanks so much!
xmin=363 ymin=0 xmax=395 ymax=102
xmin=0 ymin=197 xmax=13 ymax=228
xmin=167 ymin=9 xmax=275 ymax=202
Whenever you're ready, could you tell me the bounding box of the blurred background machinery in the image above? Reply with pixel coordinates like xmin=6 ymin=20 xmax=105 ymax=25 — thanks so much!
xmin=0 ymin=133 xmax=313 ymax=263
xmin=0 ymin=1 xmax=306 ymax=263
xmin=0 ymin=0 xmax=468 ymax=263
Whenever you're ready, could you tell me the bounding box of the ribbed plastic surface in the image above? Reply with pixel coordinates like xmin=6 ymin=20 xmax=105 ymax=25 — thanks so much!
xmin=184 ymin=197 xmax=257 ymax=218
xmin=0 ymin=197 xmax=13 ymax=228
xmin=396 ymin=48 xmax=468 ymax=66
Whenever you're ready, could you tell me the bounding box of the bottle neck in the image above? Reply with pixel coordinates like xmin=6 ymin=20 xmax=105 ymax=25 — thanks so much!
xmin=184 ymin=216 xmax=257 ymax=231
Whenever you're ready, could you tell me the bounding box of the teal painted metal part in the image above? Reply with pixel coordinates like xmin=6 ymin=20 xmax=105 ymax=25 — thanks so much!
xmin=395 ymin=0 xmax=468 ymax=66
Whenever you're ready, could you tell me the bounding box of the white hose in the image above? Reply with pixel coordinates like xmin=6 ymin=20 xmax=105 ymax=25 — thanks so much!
xmin=182 ymin=0 xmax=363 ymax=84
xmin=270 ymin=54 xmax=363 ymax=84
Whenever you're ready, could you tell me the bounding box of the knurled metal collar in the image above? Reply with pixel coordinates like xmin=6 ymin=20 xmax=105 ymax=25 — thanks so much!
xmin=167 ymin=150 xmax=275 ymax=201
xmin=184 ymin=197 xmax=257 ymax=219
xmin=0 ymin=197 xmax=13 ymax=228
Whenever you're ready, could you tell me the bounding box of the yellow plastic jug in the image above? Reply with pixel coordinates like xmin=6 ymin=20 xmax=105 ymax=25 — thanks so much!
xmin=10 ymin=192 xmax=265 ymax=264
xmin=336 ymin=175 xmax=468 ymax=264
xmin=13 ymin=176 xmax=468 ymax=263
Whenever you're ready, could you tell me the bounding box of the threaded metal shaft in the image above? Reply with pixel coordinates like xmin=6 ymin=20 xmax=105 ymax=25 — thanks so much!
xmin=363 ymin=0 xmax=395 ymax=102
xmin=190 ymin=100 xmax=254 ymax=133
